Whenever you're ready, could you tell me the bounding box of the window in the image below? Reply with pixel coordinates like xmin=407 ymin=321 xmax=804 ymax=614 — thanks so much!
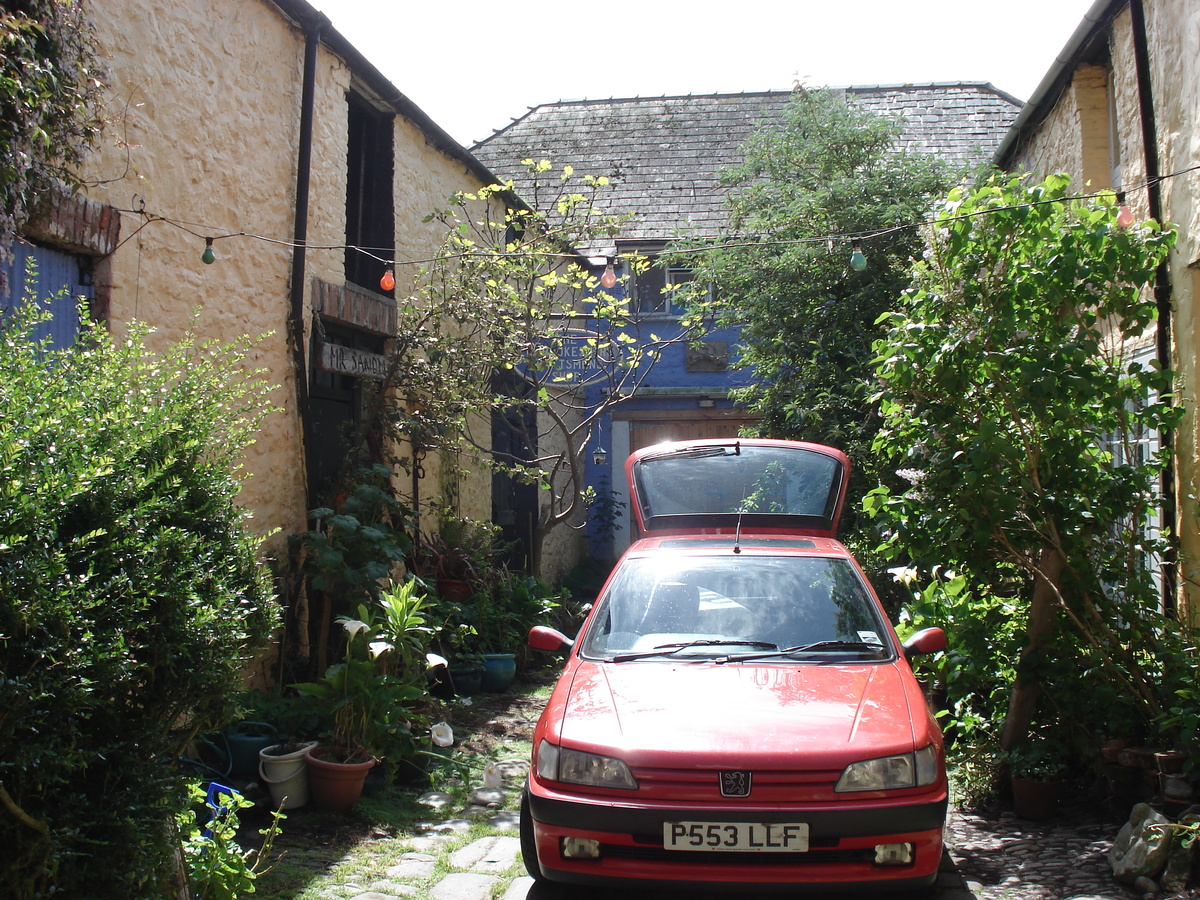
xmin=632 ymin=259 xmax=710 ymax=315
xmin=1107 ymin=69 xmax=1122 ymax=192
xmin=1104 ymin=345 xmax=1163 ymax=609
xmin=345 ymin=92 xmax=394 ymax=293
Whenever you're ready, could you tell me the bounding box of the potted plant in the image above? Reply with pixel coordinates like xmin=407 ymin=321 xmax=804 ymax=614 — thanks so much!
xmin=293 ymin=580 xmax=434 ymax=811
xmin=476 ymin=571 xmax=565 ymax=691
xmin=413 ymin=513 xmax=499 ymax=602
xmin=1005 ymin=735 xmax=1069 ymax=820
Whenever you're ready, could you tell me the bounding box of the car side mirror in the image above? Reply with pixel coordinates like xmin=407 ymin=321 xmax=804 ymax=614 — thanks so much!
xmin=529 ymin=625 xmax=574 ymax=654
xmin=901 ymin=627 xmax=946 ymax=658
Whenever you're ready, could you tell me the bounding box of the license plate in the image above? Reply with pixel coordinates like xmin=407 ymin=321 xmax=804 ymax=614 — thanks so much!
xmin=663 ymin=821 xmax=809 ymax=852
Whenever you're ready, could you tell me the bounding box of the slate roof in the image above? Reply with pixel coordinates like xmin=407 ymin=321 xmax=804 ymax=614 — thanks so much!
xmin=471 ymin=85 xmax=1023 ymax=253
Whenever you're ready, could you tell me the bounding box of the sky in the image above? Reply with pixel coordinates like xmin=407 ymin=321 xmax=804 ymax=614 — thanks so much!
xmin=311 ymin=0 xmax=1098 ymax=148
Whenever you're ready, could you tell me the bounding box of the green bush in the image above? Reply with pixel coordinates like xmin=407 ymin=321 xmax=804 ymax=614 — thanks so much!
xmin=0 ymin=303 xmax=276 ymax=898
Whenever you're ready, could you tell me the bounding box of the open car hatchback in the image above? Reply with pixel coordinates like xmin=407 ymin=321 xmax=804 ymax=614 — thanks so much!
xmin=521 ymin=439 xmax=948 ymax=892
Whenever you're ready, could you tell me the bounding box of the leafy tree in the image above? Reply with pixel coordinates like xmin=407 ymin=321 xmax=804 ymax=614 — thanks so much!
xmin=683 ymin=87 xmax=951 ymax=537
xmin=362 ymin=163 xmax=686 ymax=575
xmin=0 ymin=299 xmax=276 ymax=898
xmin=868 ymin=174 xmax=1189 ymax=756
xmin=0 ymin=1 xmax=104 ymax=279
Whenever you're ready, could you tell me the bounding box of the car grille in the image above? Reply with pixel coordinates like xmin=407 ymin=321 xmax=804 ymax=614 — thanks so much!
xmin=629 ymin=767 xmax=842 ymax=802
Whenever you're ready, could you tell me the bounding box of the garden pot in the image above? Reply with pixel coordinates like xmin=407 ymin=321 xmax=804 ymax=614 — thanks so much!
xmin=258 ymin=741 xmax=317 ymax=810
xmin=1011 ymin=776 xmax=1063 ymax=820
xmin=449 ymin=667 xmax=483 ymax=696
xmin=1155 ymin=751 xmax=1187 ymax=774
xmin=225 ymin=720 xmax=278 ymax=776
xmin=436 ymin=578 xmax=472 ymax=604
xmin=481 ymin=653 xmax=517 ymax=692
xmin=305 ymin=747 xmax=376 ymax=814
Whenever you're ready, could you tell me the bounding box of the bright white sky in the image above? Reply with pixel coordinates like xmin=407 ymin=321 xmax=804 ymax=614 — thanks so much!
xmin=311 ymin=0 xmax=1097 ymax=148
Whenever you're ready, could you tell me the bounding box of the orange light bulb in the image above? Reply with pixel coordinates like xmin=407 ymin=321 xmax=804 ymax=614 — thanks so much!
xmin=380 ymin=267 xmax=395 ymax=291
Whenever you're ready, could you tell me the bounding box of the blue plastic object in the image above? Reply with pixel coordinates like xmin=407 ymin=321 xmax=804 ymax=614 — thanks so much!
xmin=203 ymin=782 xmax=239 ymax=838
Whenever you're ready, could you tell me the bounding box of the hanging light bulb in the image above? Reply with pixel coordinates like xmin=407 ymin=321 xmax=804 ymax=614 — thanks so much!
xmin=849 ymin=241 xmax=867 ymax=272
xmin=1115 ymin=191 xmax=1134 ymax=229
xmin=201 ymin=237 xmax=216 ymax=265
xmin=380 ymin=266 xmax=395 ymax=292
xmin=600 ymin=260 xmax=617 ymax=289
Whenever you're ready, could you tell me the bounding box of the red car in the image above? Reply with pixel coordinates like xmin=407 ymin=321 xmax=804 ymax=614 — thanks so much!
xmin=522 ymin=438 xmax=948 ymax=892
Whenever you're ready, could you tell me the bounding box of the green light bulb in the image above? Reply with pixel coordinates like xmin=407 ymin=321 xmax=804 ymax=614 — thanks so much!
xmin=849 ymin=248 xmax=867 ymax=272
xmin=201 ymin=239 xmax=216 ymax=265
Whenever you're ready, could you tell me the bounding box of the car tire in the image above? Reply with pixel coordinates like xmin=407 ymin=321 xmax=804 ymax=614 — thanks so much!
xmin=519 ymin=788 xmax=544 ymax=881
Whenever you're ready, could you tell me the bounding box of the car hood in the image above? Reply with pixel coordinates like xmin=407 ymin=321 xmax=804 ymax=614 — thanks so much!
xmin=557 ymin=659 xmax=922 ymax=769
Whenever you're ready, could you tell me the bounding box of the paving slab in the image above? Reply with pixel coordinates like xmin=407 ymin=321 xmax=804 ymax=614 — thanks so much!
xmin=367 ymin=882 xmax=417 ymax=896
xmin=428 ymin=872 xmax=501 ymax=900
xmin=384 ymin=852 xmax=437 ymax=880
xmin=501 ymin=875 xmax=535 ymax=900
xmin=449 ymin=835 xmax=522 ymax=873
xmin=489 ymin=810 xmax=521 ymax=831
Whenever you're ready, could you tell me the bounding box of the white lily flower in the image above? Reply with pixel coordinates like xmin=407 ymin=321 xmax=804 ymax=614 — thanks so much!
xmin=338 ymin=617 xmax=369 ymax=637
xmin=426 ymin=652 xmax=448 ymax=669
xmin=431 ymin=722 xmax=454 ymax=747
xmin=368 ymin=640 xmax=393 ymax=658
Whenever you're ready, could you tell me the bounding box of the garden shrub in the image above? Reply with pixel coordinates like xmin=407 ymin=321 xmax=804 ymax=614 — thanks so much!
xmin=0 ymin=301 xmax=276 ymax=898
xmin=869 ymin=174 xmax=1190 ymax=767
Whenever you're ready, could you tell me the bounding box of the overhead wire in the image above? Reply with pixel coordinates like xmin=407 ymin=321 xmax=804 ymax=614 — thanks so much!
xmin=112 ymin=163 xmax=1200 ymax=270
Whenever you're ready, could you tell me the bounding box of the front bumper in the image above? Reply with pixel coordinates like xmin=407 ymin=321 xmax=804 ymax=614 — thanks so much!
xmin=527 ymin=783 xmax=947 ymax=891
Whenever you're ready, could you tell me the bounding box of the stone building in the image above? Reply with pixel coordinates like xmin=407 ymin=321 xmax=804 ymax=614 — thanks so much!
xmin=10 ymin=0 xmax=508 ymax=552
xmin=472 ymin=86 xmax=1022 ymax=552
xmin=996 ymin=0 xmax=1200 ymax=619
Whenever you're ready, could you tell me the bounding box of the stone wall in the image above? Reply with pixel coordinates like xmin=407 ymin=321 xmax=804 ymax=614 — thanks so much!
xmin=76 ymin=0 xmax=494 ymax=553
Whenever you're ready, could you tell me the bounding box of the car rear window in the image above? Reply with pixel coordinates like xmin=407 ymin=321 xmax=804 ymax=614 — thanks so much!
xmin=633 ymin=444 xmax=843 ymax=525
xmin=580 ymin=555 xmax=891 ymax=660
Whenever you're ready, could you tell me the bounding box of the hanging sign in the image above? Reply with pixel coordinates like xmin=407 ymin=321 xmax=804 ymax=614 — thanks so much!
xmin=316 ymin=341 xmax=390 ymax=381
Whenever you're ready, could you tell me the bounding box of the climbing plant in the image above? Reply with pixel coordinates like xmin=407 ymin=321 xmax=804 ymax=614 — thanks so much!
xmin=0 ymin=1 xmax=104 ymax=282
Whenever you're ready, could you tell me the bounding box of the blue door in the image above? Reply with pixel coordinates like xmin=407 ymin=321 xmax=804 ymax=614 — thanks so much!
xmin=2 ymin=240 xmax=90 ymax=349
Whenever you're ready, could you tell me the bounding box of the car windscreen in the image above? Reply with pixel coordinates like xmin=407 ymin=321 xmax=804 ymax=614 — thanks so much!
xmin=580 ymin=554 xmax=892 ymax=661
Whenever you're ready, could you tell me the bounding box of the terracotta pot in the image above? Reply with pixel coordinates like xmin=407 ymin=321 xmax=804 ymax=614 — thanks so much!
xmin=1155 ymin=751 xmax=1187 ymax=774
xmin=304 ymin=747 xmax=376 ymax=814
xmin=1011 ymin=776 xmax=1063 ymax=820
xmin=436 ymin=578 xmax=472 ymax=603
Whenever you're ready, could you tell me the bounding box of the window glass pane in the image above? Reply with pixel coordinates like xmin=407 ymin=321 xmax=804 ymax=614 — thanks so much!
xmin=635 ymin=264 xmax=667 ymax=313
xmin=635 ymin=444 xmax=842 ymax=520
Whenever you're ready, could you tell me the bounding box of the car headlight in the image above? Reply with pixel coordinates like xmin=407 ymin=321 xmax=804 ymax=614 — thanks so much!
xmin=835 ymin=745 xmax=940 ymax=792
xmin=537 ymin=739 xmax=638 ymax=790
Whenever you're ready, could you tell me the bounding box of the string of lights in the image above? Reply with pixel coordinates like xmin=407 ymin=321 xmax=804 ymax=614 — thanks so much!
xmin=115 ymin=163 xmax=1199 ymax=287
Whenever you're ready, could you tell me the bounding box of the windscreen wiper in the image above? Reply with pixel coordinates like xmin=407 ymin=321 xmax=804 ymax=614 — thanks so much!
xmin=716 ymin=640 xmax=888 ymax=664
xmin=641 ymin=441 xmax=740 ymax=463
xmin=611 ymin=638 xmax=776 ymax=663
